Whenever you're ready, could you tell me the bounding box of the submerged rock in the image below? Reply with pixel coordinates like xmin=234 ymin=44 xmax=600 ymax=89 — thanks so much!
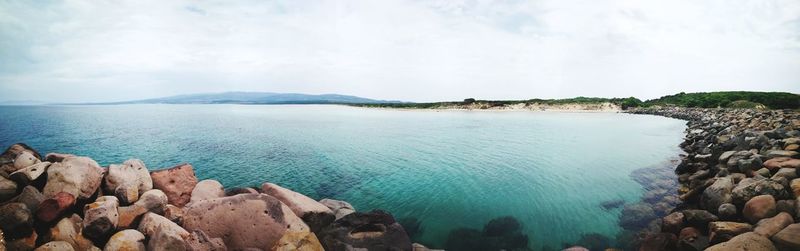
xmin=318 ymin=210 xmax=412 ymax=251
xmin=619 ymin=203 xmax=656 ymax=230
xmin=150 ymin=163 xmax=198 ymax=207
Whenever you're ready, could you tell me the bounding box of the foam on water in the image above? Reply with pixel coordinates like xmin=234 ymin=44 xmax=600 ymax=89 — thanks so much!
xmin=0 ymin=105 xmax=686 ymax=250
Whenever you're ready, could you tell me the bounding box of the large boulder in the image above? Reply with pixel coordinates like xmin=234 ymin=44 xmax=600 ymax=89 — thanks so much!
xmin=706 ymin=232 xmax=776 ymax=251
xmin=43 ymin=156 xmax=105 ymax=200
xmin=773 ymin=168 xmax=798 ymax=181
xmin=83 ymin=196 xmax=120 ymax=243
xmin=320 ymin=199 xmax=356 ymax=220
xmin=9 ymin=161 xmax=50 ymax=185
xmin=150 ymin=163 xmax=198 ymax=207
xmin=682 ymin=209 xmax=719 ymax=230
xmin=37 ymin=192 xmax=76 ymax=222
xmin=189 ymin=180 xmax=224 ymax=203
xmin=185 ymin=230 xmax=227 ymax=251
xmin=701 ymin=177 xmax=734 ymax=213
xmin=0 ymin=143 xmax=41 ymax=175
xmin=731 ymin=178 xmax=788 ymax=206
xmin=5 ymin=186 xmax=45 ymax=214
xmin=104 ymin=229 xmax=146 ymax=251
xmin=661 ymin=212 xmax=684 ymax=234
xmin=137 ymin=213 xmax=189 ymax=251
xmin=754 ymin=212 xmax=794 ymax=237
xmin=48 ymin=214 xmax=99 ymax=251
xmin=182 ymin=193 xmax=310 ymax=249
xmin=0 ymin=203 xmax=34 ymax=239
xmin=262 ymin=183 xmax=335 ymax=232
xmin=744 ymin=195 xmax=778 ymax=224
xmin=772 ymin=223 xmax=800 ymax=249
xmin=318 ymin=210 xmax=412 ymax=251
xmin=708 ymin=221 xmax=752 ymax=244
xmin=118 ymin=189 xmax=168 ymax=229
xmin=104 ymin=159 xmax=152 ymax=205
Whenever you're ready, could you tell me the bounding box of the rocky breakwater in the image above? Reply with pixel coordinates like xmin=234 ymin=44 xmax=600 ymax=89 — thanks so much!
xmin=0 ymin=143 xmax=429 ymax=251
xmin=627 ymin=107 xmax=800 ymax=250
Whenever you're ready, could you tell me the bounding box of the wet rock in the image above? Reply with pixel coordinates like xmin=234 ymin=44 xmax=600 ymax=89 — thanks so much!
xmin=189 ymin=179 xmax=224 ymax=203
xmin=718 ymin=203 xmax=738 ymax=220
xmin=708 ymin=221 xmax=752 ymax=244
xmin=44 ymin=156 xmax=104 ymax=200
xmin=9 ymin=161 xmax=50 ymax=185
xmin=682 ymin=210 xmax=718 ymax=230
xmin=150 ymin=163 xmax=198 ymax=207
xmin=661 ymin=212 xmax=684 ymax=234
xmin=48 ymin=214 xmax=98 ymax=251
xmin=619 ymin=203 xmax=656 ymax=230
xmin=637 ymin=233 xmax=676 ymax=251
xmin=706 ymin=232 xmax=776 ymax=251
xmin=35 ymin=241 xmax=75 ymax=251
xmin=182 ymin=193 xmax=310 ymax=249
xmin=0 ymin=175 xmax=18 ymax=201
xmin=320 ymin=199 xmax=356 ymax=220
xmin=272 ymin=230 xmax=324 ymax=251
xmin=262 ymin=182 xmax=335 ymax=232
xmin=0 ymin=202 xmax=34 ymax=239
xmin=764 ymin=157 xmax=800 ymax=170
xmin=104 ymin=229 xmax=145 ymax=251
xmin=318 ymin=210 xmax=412 ymax=251
xmin=137 ymin=213 xmax=189 ymax=251
xmin=37 ymin=192 xmax=76 ymax=222
xmin=766 ymin=150 xmax=799 ymax=159
xmin=186 ymin=230 xmax=226 ymax=251
xmin=118 ymin=189 xmax=168 ymax=229
xmin=744 ymin=195 xmax=777 ymax=224
xmin=701 ymin=177 xmax=734 ymax=213
xmin=104 ymin=159 xmax=152 ymax=205
xmin=83 ymin=196 xmax=120 ymax=243
xmin=754 ymin=212 xmax=794 ymax=237
xmin=772 ymin=223 xmax=800 ymax=249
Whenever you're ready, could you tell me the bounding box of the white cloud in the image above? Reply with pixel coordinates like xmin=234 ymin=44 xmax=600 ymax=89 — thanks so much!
xmin=0 ymin=0 xmax=798 ymax=102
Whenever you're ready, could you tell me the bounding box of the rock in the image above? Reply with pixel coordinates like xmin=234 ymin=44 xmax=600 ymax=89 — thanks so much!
xmin=766 ymin=150 xmax=799 ymax=159
xmin=262 ymin=183 xmax=335 ymax=232
xmin=0 ymin=175 xmax=18 ymax=201
xmin=677 ymin=227 xmax=707 ymax=251
xmin=182 ymin=193 xmax=310 ymax=250
xmin=701 ymin=177 xmax=734 ymax=213
xmin=137 ymin=213 xmax=189 ymax=251
xmin=1 ymin=143 xmax=41 ymax=175
xmin=719 ymin=151 xmax=736 ymax=163
xmin=744 ymin=195 xmax=778 ymax=224
xmin=787 ymin=144 xmax=799 ymax=151
xmin=224 ymin=187 xmax=258 ymax=196
xmin=189 ymin=180 xmax=224 ymax=203
xmin=599 ymin=199 xmax=625 ymax=210
xmin=104 ymin=230 xmax=145 ymax=251
xmin=661 ymin=212 xmax=684 ymax=234
xmin=792 ymin=179 xmax=800 ymax=198
xmin=150 ymin=163 xmax=198 ymax=207
xmin=6 ymin=231 xmax=37 ymax=251
xmin=6 ymin=186 xmax=45 ymax=214
xmin=272 ymin=230 xmax=324 ymax=251
xmin=706 ymin=232 xmax=776 ymax=251
xmin=772 ymin=223 xmax=800 ymax=249
xmin=718 ymin=203 xmax=738 ymax=220
xmin=44 ymin=153 xmax=75 ymax=163
xmin=764 ymin=157 xmax=800 ymax=170
xmin=731 ymin=178 xmax=787 ymax=206
xmin=35 ymin=241 xmax=75 ymax=251
xmin=708 ymin=221 xmax=752 ymax=244
xmin=13 ymin=151 xmax=41 ymax=172
xmin=0 ymin=203 xmax=34 ymax=239
xmin=773 ymin=168 xmax=798 ymax=181
xmin=619 ymin=203 xmax=656 ymax=230
xmin=637 ymin=233 xmax=676 ymax=251
xmin=9 ymin=161 xmax=50 ymax=185
xmin=318 ymin=210 xmax=412 ymax=251
xmin=83 ymin=196 xmax=120 ymax=243
xmin=682 ymin=210 xmax=719 ymax=230
xmin=562 ymin=247 xmax=589 ymax=251
xmin=777 ymin=199 xmax=797 ymax=216
xmin=37 ymin=192 xmax=76 ymax=222
xmin=164 ymin=204 xmax=184 ymax=224
xmin=186 ymin=230 xmax=227 ymax=251
xmin=118 ymin=189 xmax=168 ymax=229
xmin=44 ymin=156 xmax=104 ymax=200
xmin=104 ymin=159 xmax=152 ymax=205
xmin=49 ymin=214 xmax=98 ymax=251
xmin=754 ymin=212 xmax=794 ymax=237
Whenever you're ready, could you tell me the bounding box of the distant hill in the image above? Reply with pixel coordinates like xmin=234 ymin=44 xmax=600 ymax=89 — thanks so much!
xmin=97 ymin=92 xmax=403 ymax=105
xmin=643 ymin=91 xmax=800 ymax=109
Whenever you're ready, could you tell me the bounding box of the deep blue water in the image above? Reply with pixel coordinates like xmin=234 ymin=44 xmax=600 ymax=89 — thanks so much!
xmin=0 ymin=105 xmax=685 ymax=250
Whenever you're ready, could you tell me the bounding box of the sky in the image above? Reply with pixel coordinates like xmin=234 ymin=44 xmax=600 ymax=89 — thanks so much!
xmin=0 ymin=0 xmax=799 ymax=103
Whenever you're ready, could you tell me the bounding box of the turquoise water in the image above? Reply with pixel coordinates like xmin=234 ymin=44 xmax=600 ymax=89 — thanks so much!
xmin=0 ymin=105 xmax=685 ymax=250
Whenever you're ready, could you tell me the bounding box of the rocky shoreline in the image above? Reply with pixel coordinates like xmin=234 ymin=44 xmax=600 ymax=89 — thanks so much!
xmin=0 ymin=146 xmax=434 ymax=251
xmin=621 ymin=107 xmax=800 ymax=250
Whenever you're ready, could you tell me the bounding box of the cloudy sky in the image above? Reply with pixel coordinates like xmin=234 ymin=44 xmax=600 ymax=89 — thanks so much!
xmin=1 ymin=0 xmax=798 ymax=103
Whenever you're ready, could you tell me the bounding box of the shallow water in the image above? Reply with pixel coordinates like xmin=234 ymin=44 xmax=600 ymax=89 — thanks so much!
xmin=0 ymin=105 xmax=685 ymax=250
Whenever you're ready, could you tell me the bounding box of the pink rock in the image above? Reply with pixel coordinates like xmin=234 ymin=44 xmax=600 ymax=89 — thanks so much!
xmin=150 ymin=163 xmax=198 ymax=207
xmin=37 ymin=192 xmax=76 ymax=222
xmin=262 ymin=183 xmax=335 ymax=232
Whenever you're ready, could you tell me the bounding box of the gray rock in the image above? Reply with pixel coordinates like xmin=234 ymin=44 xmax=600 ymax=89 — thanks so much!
xmin=318 ymin=210 xmax=412 ymax=251
xmin=0 ymin=203 xmax=34 ymax=239
xmin=619 ymin=203 xmax=656 ymax=230
xmin=731 ymin=178 xmax=788 ymax=206
xmin=701 ymin=177 xmax=734 ymax=213
xmin=718 ymin=203 xmax=738 ymax=220
xmin=320 ymin=199 xmax=356 ymax=220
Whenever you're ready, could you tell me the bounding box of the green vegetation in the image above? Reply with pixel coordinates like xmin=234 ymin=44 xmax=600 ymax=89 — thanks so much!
xmin=351 ymin=91 xmax=800 ymax=110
